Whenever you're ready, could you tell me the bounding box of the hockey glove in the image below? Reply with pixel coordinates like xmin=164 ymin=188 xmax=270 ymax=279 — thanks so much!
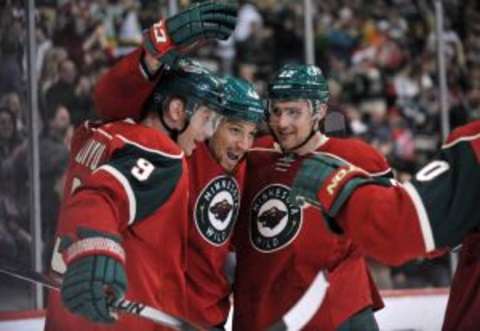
xmin=290 ymin=154 xmax=390 ymax=232
xmin=60 ymin=228 xmax=127 ymax=324
xmin=144 ymin=0 xmax=238 ymax=65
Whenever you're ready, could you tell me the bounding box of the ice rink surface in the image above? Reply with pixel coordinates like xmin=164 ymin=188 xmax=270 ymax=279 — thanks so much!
xmin=0 ymin=288 xmax=448 ymax=331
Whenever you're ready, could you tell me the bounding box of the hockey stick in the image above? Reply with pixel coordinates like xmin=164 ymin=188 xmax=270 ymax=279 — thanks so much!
xmin=266 ymin=271 xmax=329 ymax=331
xmin=0 ymin=263 xmax=217 ymax=331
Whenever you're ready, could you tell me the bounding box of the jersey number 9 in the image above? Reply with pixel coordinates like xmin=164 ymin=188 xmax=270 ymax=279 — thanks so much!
xmin=131 ymin=158 xmax=155 ymax=181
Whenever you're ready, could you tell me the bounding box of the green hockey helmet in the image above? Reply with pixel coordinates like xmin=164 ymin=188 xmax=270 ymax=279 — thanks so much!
xmin=220 ymin=76 xmax=265 ymax=125
xmin=147 ymin=58 xmax=224 ymax=117
xmin=267 ymin=64 xmax=329 ymax=113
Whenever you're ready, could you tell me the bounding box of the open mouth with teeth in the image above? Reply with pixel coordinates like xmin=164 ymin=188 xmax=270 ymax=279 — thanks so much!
xmin=221 ymin=149 xmax=246 ymax=171
xmin=226 ymin=151 xmax=241 ymax=162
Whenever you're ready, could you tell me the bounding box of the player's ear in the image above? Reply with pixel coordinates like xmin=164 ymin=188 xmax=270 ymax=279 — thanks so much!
xmin=166 ymin=97 xmax=186 ymax=123
xmin=313 ymin=103 xmax=327 ymax=129
xmin=316 ymin=104 xmax=327 ymax=121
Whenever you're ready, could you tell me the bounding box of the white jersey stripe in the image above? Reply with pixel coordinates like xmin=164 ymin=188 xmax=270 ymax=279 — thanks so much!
xmin=117 ymin=135 xmax=184 ymax=159
xmin=442 ymin=132 xmax=480 ymax=149
xmin=95 ymin=128 xmax=113 ymax=140
xmin=95 ymin=165 xmax=137 ymax=225
xmin=283 ymin=271 xmax=329 ymax=330
xmin=402 ymin=182 xmax=435 ymax=252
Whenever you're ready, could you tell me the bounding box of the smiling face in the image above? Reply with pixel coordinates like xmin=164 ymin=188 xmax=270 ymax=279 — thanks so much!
xmin=209 ymin=118 xmax=257 ymax=172
xmin=177 ymin=106 xmax=219 ymax=156
xmin=268 ymin=99 xmax=325 ymax=152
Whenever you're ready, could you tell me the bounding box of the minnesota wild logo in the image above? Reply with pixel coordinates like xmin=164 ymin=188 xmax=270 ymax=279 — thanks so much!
xmin=250 ymin=184 xmax=303 ymax=253
xmin=194 ymin=176 xmax=240 ymax=246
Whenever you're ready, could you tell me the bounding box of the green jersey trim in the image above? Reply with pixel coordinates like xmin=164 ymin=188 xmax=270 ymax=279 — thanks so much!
xmin=96 ymin=142 xmax=183 ymax=225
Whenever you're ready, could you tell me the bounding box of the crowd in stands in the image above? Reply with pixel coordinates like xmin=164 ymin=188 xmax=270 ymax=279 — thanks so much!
xmin=1 ymin=0 xmax=479 ymax=292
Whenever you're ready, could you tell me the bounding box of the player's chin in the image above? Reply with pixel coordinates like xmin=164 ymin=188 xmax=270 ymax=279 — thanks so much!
xmin=222 ymin=151 xmax=241 ymax=171
xmin=278 ymin=137 xmax=296 ymax=150
xmin=221 ymin=162 xmax=235 ymax=172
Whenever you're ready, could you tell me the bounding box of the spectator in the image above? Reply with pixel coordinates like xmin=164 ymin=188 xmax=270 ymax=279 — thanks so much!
xmin=0 ymin=108 xmax=21 ymax=159
xmin=43 ymin=53 xmax=96 ymax=126
xmin=0 ymin=14 xmax=24 ymax=97
xmin=234 ymin=0 xmax=263 ymax=43
xmin=0 ymin=92 xmax=26 ymax=137
xmin=0 ymin=107 xmax=25 ymax=264
xmin=2 ymin=105 xmax=70 ymax=268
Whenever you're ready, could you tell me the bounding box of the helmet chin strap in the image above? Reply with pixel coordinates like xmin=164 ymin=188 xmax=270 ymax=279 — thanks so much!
xmin=290 ymin=125 xmax=318 ymax=152
xmin=157 ymin=98 xmax=192 ymax=141
xmin=159 ymin=109 xmax=189 ymax=141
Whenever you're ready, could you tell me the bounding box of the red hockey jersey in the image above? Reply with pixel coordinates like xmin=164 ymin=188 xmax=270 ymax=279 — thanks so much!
xmin=336 ymin=121 xmax=480 ymax=265
xmin=233 ymin=135 xmax=390 ymax=331
xmin=332 ymin=121 xmax=480 ymax=330
xmin=44 ymin=119 xmax=189 ymax=331
xmin=186 ymin=142 xmax=245 ymax=326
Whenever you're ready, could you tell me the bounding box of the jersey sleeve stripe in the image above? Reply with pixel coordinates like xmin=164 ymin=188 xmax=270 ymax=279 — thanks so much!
xmin=442 ymin=132 xmax=480 ymax=149
xmin=402 ymin=181 xmax=435 ymax=252
xmin=92 ymin=128 xmax=113 ymax=140
xmin=123 ymin=118 xmax=136 ymax=124
xmin=95 ymin=164 xmax=137 ymax=225
xmin=116 ymin=135 xmax=184 ymax=159
xmin=313 ymin=151 xmax=392 ymax=177
xmin=369 ymin=168 xmax=393 ymax=177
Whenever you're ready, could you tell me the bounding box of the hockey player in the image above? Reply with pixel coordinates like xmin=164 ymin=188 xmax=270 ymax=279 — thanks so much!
xmin=232 ymin=64 xmax=389 ymax=331
xmin=93 ymin=54 xmax=265 ymax=327
xmin=184 ymin=76 xmax=264 ymax=328
xmin=288 ymin=120 xmax=480 ymax=331
xmin=44 ymin=64 xmax=225 ymax=331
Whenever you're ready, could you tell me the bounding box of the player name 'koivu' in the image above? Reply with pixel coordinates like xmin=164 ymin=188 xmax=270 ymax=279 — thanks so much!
xmin=75 ymin=138 xmax=107 ymax=171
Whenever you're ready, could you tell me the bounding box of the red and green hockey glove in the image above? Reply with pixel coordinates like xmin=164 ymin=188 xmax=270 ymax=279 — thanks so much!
xmin=143 ymin=0 xmax=238 ymax=65
xmin=60 ymin=228 xmax=127 ymax=324
xmin=290 ymin=153 xmax=391 ymax=232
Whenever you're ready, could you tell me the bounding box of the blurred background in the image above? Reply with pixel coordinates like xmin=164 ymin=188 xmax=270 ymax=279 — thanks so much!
xmin=0 ymin=0 xmax=478 ymax=313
